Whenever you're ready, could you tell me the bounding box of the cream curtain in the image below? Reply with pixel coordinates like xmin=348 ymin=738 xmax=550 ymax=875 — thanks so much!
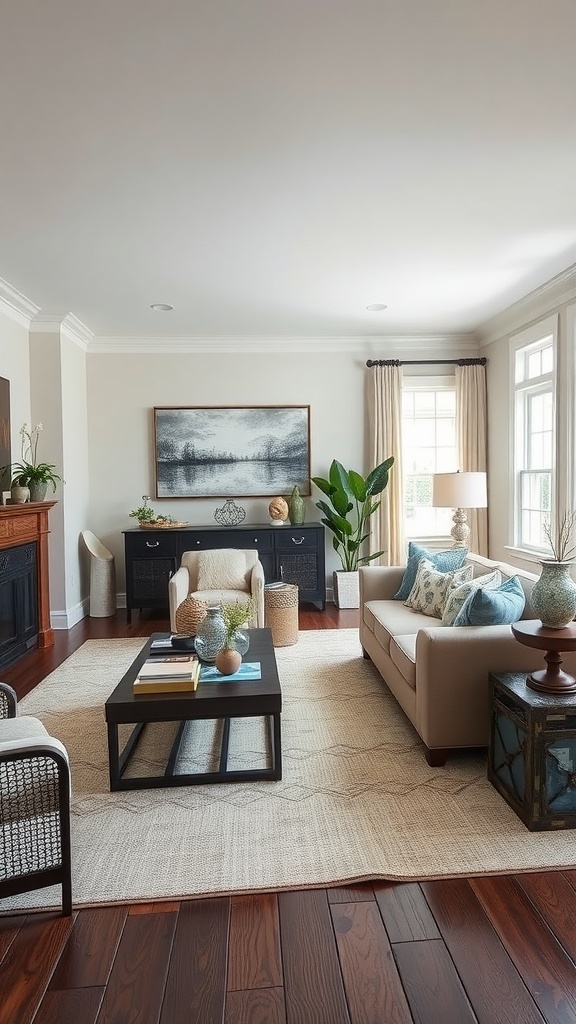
xmin=367 ymin=363 xmax=405 ymax=565
xmin=455 ymin=362 xmax=488 ymax=556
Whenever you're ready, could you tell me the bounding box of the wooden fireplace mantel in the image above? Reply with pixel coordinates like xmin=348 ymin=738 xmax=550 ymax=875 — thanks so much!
xmin=0 ymin=501 xmax=56 ymax=649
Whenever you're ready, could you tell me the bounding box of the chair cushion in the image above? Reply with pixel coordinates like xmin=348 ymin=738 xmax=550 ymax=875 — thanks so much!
xmin=404 ymin=559 xmax=473 ymax=618
xmin=394 ymin=542 xmax=469 ymax=600
xmin=441 ymin=568 xmax=502 ymax=626
xmin=454 ymin=574 xmax=526 ymax=626
xmin=0 ymin=716 xmax=49 ymax=743
xmin=196 ymin=549 xmax=249 ymax=592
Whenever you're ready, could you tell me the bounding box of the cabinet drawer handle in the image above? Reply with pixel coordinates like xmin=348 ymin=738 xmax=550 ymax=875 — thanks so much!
xmin=146 ymin=541 xmax=160 ymax=548
xmin=291 ymin=536 xmax=305 ymax=545
xmin=253 ymin=538 xmax=259 ymax=543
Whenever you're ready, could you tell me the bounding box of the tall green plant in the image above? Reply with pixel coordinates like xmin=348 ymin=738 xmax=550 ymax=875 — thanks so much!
xmin=312 ymin=457 xmax=394 ymax=571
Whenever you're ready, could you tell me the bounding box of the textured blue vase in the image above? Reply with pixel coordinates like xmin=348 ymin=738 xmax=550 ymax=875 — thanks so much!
xmin=531 ymin=561 xmax=576 ymax=629
xmin=193 ymin=606 xmax=227 ymax=662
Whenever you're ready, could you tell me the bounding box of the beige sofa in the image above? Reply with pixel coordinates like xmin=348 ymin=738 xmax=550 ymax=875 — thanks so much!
xmin=359 ymin=552 xmax=576 ymax=765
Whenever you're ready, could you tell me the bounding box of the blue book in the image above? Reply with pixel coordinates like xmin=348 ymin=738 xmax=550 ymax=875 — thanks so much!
xmin=200 ymin=661 xmax=261 ymax=683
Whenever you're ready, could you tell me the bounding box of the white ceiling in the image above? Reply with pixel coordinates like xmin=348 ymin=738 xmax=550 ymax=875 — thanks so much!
xmin=2 ymin=0 xmax=576 ymax=341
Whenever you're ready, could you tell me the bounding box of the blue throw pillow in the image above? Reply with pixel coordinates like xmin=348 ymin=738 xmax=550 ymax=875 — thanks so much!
xmin=394 ymin=542 xmax=469 ymax=601
xmin=453 ymin=574 xmax=526 ymax=626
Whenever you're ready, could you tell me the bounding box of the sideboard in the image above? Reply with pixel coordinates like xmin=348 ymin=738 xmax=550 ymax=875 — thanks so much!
xmin=123 ymin=522 xmax=326 ymax=623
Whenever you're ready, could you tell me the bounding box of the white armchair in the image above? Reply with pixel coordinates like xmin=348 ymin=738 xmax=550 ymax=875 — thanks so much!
xmin=0 ymin=682 xmax=72 ymax=915
xmin=168 ymin=548 xmax=265 ymax=633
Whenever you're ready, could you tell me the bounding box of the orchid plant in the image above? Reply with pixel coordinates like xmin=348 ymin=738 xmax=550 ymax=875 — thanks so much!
xmin=3 ymin=422 xmax=62 ymax=490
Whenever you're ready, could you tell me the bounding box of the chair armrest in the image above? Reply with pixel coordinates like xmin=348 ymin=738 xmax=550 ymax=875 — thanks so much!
xmin=0 ymin=683 xmax=17 ymax=719
xmin=359 ymin=566 xmax=405 ymax=602
xmin=168 ymin=566 xmax=192 ymax=632
xmin=249 ymin=560 xmax=266 ymax=627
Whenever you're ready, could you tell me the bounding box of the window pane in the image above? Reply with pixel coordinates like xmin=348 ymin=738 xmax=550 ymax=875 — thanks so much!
xmin=402 ymin=384 xmax=457 ymax=538
xmin=541 ymin=345 xmax=553 ymax=374
xmin=527 ymin=351 xmax=541 ymax=379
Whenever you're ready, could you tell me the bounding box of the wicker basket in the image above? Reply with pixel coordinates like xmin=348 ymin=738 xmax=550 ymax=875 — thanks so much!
xmin=264 ymin=584 xmax=299 ymax=647
xmin=175 ymin=596 xmax=208 ymax=635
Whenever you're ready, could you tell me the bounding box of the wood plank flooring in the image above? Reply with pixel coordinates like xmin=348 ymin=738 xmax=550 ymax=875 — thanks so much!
xmin=2 ymin=606 xmax=576 ymax=1024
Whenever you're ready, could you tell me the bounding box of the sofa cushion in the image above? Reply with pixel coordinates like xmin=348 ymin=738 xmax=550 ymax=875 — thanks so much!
xmin=394 ymin=542 xmax=469 ymax=600
xmin=454 ymin=574 xmax=526 ymax=626
xmin=389 ymin=634 xmax=417 ymax=690
xmin=364 ymin=600 xmax=435 ymax=654
xmin=441 ymin=568 xmax=502 ymax=626
xmin=404 ymin=559 xmax=473 ymax=618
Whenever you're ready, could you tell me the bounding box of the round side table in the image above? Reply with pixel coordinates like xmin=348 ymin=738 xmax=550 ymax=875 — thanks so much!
xmin=264 ymin=584 xmax=299 ymax=647
xmin=511 ymin=619 xmax=576 ymax=694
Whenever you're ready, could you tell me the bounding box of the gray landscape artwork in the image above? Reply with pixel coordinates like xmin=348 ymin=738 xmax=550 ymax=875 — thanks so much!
xmin=154 ymin=406 xmax=310 ymax=498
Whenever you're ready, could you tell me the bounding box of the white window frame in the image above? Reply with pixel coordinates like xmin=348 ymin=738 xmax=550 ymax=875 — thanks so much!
xmin=401 ymin=374 xmax=457 ymax=542
xmin=509 ymin=315 xmax=558 ymax=557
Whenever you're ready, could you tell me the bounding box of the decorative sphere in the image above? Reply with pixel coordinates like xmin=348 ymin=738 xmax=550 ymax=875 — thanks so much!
xmin=269 ymin=497 xmax=289 ymax=522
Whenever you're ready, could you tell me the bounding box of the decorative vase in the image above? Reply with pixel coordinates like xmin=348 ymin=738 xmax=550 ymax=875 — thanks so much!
xmin=10 ymin=483 xmax=30 ymax=504
xmin=531 ymin=560 xmax=576 ymax=629
xmin=193 ymin=605 xmax=227 ymax=662
xmin=28 ymin=480 xmax=48 ymax=502
xmin=228 ymin=628 xmax=250 ymax=655
xmin=288 ymin=485 xmax=306 ymax=525
xmin=215 ymin=647 xmax=242 ymax=675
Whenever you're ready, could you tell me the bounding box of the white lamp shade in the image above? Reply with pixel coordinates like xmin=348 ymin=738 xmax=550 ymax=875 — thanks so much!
xmin=432 ymin=472 xmax=487 ymax=509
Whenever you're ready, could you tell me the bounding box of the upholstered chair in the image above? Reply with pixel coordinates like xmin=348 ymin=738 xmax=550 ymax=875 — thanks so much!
xmin=0 ymin=682 xmax=72 ymax=915
xmin=168 ymin=548 xmax=265 ymax=633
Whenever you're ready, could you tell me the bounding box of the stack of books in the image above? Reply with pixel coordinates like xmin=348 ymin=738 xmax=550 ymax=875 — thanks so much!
xmin=133 ymin=654 xmax=201 ymax=694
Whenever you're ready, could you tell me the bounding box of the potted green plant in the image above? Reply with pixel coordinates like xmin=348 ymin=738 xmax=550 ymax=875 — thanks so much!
xmin=2 ymin=422 xmax=62 ymax=503
xmin=312 ymin=456 xmax=394 ymax=608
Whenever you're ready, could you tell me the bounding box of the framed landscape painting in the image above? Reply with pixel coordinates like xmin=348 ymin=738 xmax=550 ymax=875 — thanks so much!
xmin=154 ymin=405 xmax=311 ymax=498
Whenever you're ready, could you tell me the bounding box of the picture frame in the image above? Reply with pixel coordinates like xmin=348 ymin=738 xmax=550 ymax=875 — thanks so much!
xmin=154 ymin=405 xmax=311 ymax=499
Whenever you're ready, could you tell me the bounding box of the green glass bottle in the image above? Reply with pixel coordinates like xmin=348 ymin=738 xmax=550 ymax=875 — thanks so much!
xmin=288 ymin=485 xmax=306 ymax=525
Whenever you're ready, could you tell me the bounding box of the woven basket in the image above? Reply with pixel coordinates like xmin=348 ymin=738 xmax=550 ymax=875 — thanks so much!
xmin=264 ymin=584 xmax=299 ymax=647
xmin=175 ymin=596 xmax=208 ymax=635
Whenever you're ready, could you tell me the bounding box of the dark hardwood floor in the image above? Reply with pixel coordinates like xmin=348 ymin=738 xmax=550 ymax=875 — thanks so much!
xmin=2 ymin=607 xmax=576 ymax=1024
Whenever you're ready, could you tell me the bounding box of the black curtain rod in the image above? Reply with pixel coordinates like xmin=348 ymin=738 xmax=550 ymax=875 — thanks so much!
xmin=366 ymin=357 xmax=487 ymax=367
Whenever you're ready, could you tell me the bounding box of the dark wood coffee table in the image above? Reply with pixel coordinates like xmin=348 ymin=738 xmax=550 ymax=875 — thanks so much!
xmin=105 ymin=628 xmax=282 ymax=791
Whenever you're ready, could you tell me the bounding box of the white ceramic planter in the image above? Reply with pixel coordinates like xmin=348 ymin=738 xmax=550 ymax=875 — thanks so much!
xmin=333 ymin=570 xmax=360 ymax=609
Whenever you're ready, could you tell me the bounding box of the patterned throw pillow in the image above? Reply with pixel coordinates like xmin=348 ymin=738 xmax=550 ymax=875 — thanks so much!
xmin=441 ymin=569 xmax=502 ymax=626
xmin=394 ymin=542 xmax=469 ymax=601
xmin=196 ymin=549 xmax=249 ymax=591
xmin=404 ymin=559 xmax=474 ymax=618
xmin=453 ymin=575 xmax=526 ymax=626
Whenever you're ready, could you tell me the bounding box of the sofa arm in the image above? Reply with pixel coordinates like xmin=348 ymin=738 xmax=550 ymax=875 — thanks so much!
xmin=359 ymin=566 xmax=405 ymax=602
xmin=413 ymin=623 xmax=576 ymax=750
xmin=168 ymin=566 xmax=191 ymax=632
xmin=249 ymin=560 xmax=265 ymax=627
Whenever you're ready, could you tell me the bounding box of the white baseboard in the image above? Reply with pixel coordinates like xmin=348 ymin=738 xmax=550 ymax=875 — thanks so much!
xmin=51 ymin=597 xmax=90 ymax=630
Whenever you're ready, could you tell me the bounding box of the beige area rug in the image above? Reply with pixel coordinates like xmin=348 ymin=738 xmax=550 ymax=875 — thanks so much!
xmin=4 ymin=629 xmax=576 ymax=912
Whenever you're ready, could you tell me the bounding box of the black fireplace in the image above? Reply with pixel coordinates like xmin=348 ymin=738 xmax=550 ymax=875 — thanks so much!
xmin=0 ymin=541 xmax=38 ymax=669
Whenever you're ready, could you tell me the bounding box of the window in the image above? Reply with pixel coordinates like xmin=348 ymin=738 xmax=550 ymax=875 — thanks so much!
xmin=512 ymin=322 xmax=556 ymax=553
xmin=402 ymin=379 xmax=457 ymax=538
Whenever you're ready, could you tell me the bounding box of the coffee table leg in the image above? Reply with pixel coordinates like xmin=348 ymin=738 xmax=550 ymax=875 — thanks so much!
xmin=107 ymin=722 xmax=120 ymax=790
xmin=270 ymin=713 xmax=282 ymax=780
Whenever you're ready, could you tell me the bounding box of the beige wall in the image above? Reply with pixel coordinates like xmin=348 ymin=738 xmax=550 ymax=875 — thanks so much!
xmin=5 ymin=268 xmax=576 ymax=622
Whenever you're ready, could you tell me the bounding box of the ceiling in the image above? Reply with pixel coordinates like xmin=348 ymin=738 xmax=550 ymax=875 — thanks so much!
xmin=2 ymin=0 xmax=576 ymax=342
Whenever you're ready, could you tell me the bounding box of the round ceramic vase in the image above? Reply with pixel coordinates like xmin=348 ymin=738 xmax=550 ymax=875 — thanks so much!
xmin=531 ymin=560 xmax=576 ymax=629
xmin=10 ymin=483 xmax=30 ymax=504
xmin=28 ymin=480 xmax=48 ymax=502
xmin=194 ymin=605 xmax=227 ymax=662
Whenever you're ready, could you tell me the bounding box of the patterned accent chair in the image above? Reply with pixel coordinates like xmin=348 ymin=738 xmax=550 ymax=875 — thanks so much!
xmin=0 ymin=682 xmax=72 ymax=915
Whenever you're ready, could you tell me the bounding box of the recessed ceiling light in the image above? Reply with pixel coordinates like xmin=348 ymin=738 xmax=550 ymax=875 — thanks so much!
xmin=366 ymin=303 xmax=388 ymax=312
xmin=150 ymin=303 xmax=174 ymax=312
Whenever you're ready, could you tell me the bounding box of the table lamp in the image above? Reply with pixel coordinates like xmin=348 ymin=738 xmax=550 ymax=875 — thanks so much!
xmin=432 ymin=471 xmax=487 ymax=548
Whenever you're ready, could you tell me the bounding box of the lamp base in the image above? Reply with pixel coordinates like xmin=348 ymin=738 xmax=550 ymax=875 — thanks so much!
xmin=450 ymin=508 xmax=470 ymax=548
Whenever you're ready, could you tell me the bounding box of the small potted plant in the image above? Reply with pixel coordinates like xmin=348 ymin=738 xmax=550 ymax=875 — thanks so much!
xmin=312 ymin=456 xmax=394 ymax=608
xmin=2 ymin=422 xmax=62 ymax=503
xmin=128 ymin=495 xmax=186 ymax=529
xmin=215 ymin=599 xmax=254 ymax=674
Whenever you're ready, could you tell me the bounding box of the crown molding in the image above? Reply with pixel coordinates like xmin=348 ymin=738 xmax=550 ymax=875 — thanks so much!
xmin=88 ymin=332 xmax=479 ymax=355
xmin=0 ymin=276 xmax=40 ymax=328
xmin=30 ymin=312 xmax=94 ymax=351
xmin=477 ymin=263 xmax=576 ymax=347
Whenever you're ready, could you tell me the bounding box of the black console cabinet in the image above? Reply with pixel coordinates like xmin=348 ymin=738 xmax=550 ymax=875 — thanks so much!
xmin=123 ymin=522 xmax=325 ymax=622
